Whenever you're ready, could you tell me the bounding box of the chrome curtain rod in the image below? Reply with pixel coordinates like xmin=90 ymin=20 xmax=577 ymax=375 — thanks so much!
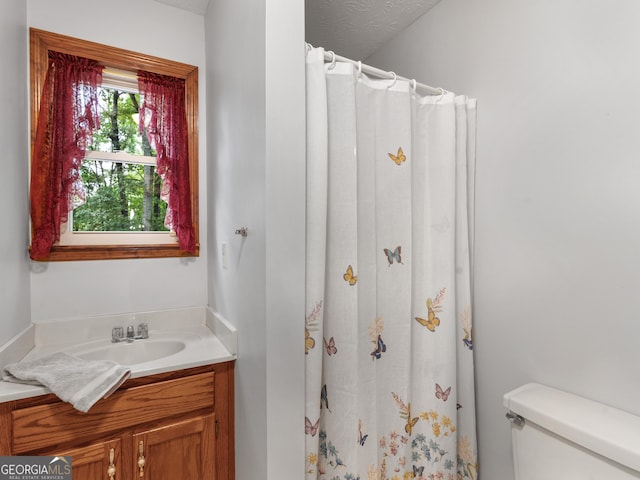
xmin=307 ymin=44 xmax=446 ymax=96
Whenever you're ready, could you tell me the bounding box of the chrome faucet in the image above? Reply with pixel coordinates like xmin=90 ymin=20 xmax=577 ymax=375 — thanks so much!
xmin=112 ymin=323 xmax=149 ymax=343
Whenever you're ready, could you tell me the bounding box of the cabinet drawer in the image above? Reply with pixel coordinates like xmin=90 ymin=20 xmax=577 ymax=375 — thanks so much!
xmin=12 ymin=372 xmax=214 ymax=453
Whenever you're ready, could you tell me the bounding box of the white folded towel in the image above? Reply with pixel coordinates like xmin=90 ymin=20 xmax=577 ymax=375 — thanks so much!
xmin=2 ymin=352 xmax=131 ymax=413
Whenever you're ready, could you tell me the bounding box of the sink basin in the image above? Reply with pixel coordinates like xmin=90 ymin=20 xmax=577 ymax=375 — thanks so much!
xmin=76 ymin=340 xmax=186 ymax=365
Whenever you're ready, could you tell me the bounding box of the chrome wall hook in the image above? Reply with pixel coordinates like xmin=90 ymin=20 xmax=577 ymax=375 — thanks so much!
xmin=235 ymin=227 xmax=248 ymax=237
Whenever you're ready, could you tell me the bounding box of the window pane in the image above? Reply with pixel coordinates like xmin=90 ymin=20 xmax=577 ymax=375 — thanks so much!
xmin=73 ymin=160 xmax=168 ymax=232
xmin=72 ymin=86 xmax=168 ymax=233
xmin=92 ymin=87 xmax=152 ymax=156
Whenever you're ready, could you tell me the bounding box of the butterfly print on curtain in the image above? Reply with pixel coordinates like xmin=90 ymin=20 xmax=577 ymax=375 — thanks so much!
xmin=323 ymin=336 xmax=337 ymax=355
xmin=305 ymin=300 xmax=322 ymax=354
xmin=369 ymin=316 xmax=387 ymax=360
xmin=415 ymin=287 xmax=446 ymax=332
xmin=343 ymin=265 xmax=358 ymax=285
xmin=435 ymin=383 xmax=451 ymax=402
xmin=305 ymin=417 xmax=319 ymax=436
xmin=460 ymin=305 xmax=474 ymax=350
xmin=388 ymin=146 xmax=406 ymax=165
xmin=358 ymin=418 xmax=368 ymax=446
xmin=383 ymin=246 xmax=403 ymax=266
xmin=321 ymin=384 xmax=331 ymax=412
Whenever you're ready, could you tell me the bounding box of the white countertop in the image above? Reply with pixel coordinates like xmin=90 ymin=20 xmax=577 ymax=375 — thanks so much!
xmin=0 ymin=307 xmax=236 ymax=403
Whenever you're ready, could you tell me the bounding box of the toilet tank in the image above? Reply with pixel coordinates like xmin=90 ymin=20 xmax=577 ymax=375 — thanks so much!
xmin=503 ymin=383 xmax=640 ymax=480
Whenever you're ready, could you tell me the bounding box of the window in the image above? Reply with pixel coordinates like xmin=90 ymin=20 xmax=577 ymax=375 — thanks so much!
xmin=61 ymin=83 xmax=171 ymax=244
xmin=29 ymin=28 xmax=199 ymax=261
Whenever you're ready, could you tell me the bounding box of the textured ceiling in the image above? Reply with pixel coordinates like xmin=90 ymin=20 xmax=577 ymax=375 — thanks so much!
xmin=153 ymin=0 xmax=210 ymax=15
xmin=305 ymin=0 xmax=442 ymax=60
xmin=152 ymin=0 xmax=441 ymax=61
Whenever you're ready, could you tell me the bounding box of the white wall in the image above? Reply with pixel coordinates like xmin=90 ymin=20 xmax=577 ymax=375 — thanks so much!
xmin=0 ymin=0 xmax=30 ymax=344
xmin=264 ymin=0 xmax=306 ymax=476
xmin=205 ymin=0 xmax=306 ymax=478
xmin=368 ymin=1 xmax=640 ymax=479
xmin=206 ymin=0 xmax=268 ymax=477
xmin=27 ymin=0 xmax=208 ymax=321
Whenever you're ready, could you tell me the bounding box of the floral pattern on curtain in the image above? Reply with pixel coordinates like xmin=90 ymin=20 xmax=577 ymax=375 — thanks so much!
xmin=138 ymin=71 xmax=196 ymax=253
xmin=30 ymin=52 xmax=103 ymax=260
xmin=305 ymin=47 xmax=478 ymax=480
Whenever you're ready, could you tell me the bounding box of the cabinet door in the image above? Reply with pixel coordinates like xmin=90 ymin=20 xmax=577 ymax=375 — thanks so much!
xmin=52 ymin=438 xmax=123 ymax=480
xmin=133 ymin=414 xmax=215 ymax=480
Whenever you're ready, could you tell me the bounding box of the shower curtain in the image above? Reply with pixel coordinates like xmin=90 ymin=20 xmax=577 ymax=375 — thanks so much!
xmin=304 ymin=47 xmax=478 ymax=480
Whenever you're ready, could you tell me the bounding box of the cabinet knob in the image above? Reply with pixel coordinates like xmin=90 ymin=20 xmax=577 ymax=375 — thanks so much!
xmin=138 ymin=441 xmax=146 ymax=478
xmin=107 ymin=448 xmax=116 ymax=480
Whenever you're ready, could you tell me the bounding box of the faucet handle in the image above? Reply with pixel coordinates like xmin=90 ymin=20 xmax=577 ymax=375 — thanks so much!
xmin=137 ymin=323 xmax=149 ymax=339
xmin=112 ymin=326 xmax=124 ymax=342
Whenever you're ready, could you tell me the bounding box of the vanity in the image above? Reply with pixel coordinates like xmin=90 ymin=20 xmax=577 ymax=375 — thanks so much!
xmin=0 ymin=307 xmax=236 ymax=480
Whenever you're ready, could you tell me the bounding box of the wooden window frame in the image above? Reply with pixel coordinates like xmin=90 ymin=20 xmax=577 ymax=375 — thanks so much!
xmin=29 ymin=28 xmax=199 ymax=261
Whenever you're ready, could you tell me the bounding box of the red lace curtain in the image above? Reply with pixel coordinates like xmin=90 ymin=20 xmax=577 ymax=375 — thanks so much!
xmin=138 ymin=71 xmax=195 ymax=253
xmin=30 ymin=52 xmax=103 ymax=260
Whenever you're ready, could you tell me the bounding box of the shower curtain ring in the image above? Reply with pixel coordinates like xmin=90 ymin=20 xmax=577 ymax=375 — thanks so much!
xmin=327 ymin=51 xmax=337 ymax=70
xmin=411 ymin=79 xmax=417 ymax=93
xmin=387 ymin=72 xmax=397 ymax=89
xmin=357 ymin=61 xmax=362 ymax=77
xmin=434 ymin=87 xmax=447 ymax=102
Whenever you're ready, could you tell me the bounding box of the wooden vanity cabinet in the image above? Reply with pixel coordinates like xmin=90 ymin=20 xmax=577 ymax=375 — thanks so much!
xmin=54 ymin=438 xmax=124 ymax=480
xmin=0 ymin=361 xmax=234 ymax=480
xmin=132 ymin=413 xmax=216 ymax=479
